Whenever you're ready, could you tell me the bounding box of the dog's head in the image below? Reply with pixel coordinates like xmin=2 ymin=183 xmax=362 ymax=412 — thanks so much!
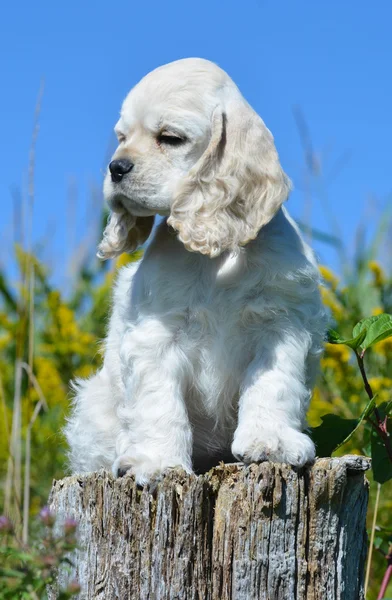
xmin=98 ymin=58 xmax=290 ymax=259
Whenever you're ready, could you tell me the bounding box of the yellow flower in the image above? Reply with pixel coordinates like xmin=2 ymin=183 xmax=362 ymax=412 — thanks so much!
xmin=373 ymin=337 xmax=392 ymax=356
xmin=33 ymin=357 xmax=65 ymax=406
xmin=115 ymin=249 xmax=143 ymax=270
xmin=319 ymin=265 xmax=339 ymax=290
xmin=320 ymin=287 xmax=344 ymax=319
xmin=57 ymin=305 xmax=78 ymax=338
xmin=379 ymin=389 xmax=392 ymax=402
xmin=368 ymin=377 xmax=392 ymax=394
xmin=115 ymin=253 xmax=133 ymax=269
xmin=0 ymin=333 xmax=12 ymax=351
xmin=349 ymin=394 xmax=361 ymax=404
xmin=372 ymin=307 xmax=384 ymax=316
xmin=47 ymin=290 xmax=61 ymax=311
xmin=368 ymin=377 xmax=383 ymax=393
xmin=307 ymin=387 xmax=334 ymax=426
xmin=368 ymin=261 xmax=385 ymax=286
xmin=321 ymin=357 xmax=340 ymax=371
xmin=74 ymin=364 xmax=95 ymax=378
xmin=0 ymin=312 xmax=12 ymax=328
xmin=325 ymin=343 xmax=351 ymax=362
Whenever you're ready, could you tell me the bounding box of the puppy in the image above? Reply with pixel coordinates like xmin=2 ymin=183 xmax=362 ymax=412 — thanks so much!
xmin=65 ymin=58 xmax=326 ymax=484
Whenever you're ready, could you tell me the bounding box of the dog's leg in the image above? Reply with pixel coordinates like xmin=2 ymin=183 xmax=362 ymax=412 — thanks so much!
xmin=112 ymin=319 xmax=193 ymax=484
xmin=232 ymin=324 xmax=317 ymax=467
xmin=65 ymin=368 xmax=120 ymax=473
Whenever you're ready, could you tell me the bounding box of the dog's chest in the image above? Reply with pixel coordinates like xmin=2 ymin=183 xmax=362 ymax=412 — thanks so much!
xmin=132 ymin=247 xmax=260 ymax=370
xmin=139 ymin=245 xmax=251 ymax=320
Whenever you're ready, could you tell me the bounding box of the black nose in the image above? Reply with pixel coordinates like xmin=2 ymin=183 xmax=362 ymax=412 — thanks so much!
xmin=109 ymin=159 xmax=134 ymax=183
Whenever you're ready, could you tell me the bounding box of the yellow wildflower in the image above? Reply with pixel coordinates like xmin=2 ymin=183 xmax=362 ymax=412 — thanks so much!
xmin=0 ymin=333 xmax=12 ymax=352
xmin=320 ymin=287 xmax=344 ymax=319
xmin=373 ymin=337 xmax=392 ymax=356
xmin=321 ymin=357 xmax=340 ymax=371
xmin=115 ymin=249 xmax=143 ymax=270
xmin=74 ymin=364 xmax=96 ymax=379
xmin=349 ymin=394 xmax=360 ymax=404
xmin=57 ymin=305 xmax=78 ymax=338
xmin=325 ymin=343 xmax=351 ymax=362
xmin=319 ymin=265 xmax=339 ymax=290
xmin=115 ymin=253 xmax=133 ymax=269
xmin=372 ymin=307 xmax=384 ymax=316
xmin=368 ymin=377 xmax=383 ymax=393
xmin=47 ymin=290 xmax=61 ymax=311
xmin=33 ymin=357 xmax=65 ymax=406
xmin=379 ymin=390 xmax=392 ymax=402
xmin=307 ymin=387 xmax=334 ymax=426
xmin=368 ymin=261 xmax=385 ymax=286
xmin=321 ymin=359 xmax=346 ymax=384
xmin=368 ymin=377 xmax=392 ymax=394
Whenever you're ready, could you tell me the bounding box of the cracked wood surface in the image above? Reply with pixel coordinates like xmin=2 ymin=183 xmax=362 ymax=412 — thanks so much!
xmin=48 ymin=456 xmax=370 ymax=600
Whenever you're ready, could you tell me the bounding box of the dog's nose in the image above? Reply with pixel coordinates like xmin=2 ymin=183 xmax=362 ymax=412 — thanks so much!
xmin=109 ymin=159 xmax=134 ymax=183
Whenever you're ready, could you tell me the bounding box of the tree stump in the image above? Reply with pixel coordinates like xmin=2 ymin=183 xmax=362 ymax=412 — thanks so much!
xmin=48 ymin=456 xmax=370 ymax=600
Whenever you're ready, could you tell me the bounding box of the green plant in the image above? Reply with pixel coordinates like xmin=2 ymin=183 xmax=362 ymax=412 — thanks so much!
xmin=0 ymin=508 xmax=79 ymax=599
xmin=311 ymin=314 xmax=392 ymax=598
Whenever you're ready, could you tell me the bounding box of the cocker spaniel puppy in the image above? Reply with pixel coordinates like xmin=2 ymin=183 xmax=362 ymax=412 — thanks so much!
xmin=66 ymin=58 xmax=326 ymax=483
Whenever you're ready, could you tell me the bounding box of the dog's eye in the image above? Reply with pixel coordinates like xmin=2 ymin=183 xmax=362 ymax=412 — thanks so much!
xmin=157 ymin=133 xmax=185 ymax=146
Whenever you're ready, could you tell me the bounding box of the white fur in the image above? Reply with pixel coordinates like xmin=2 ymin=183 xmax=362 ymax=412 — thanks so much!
xmin=65 ymin=59 xmax=326 ymax=483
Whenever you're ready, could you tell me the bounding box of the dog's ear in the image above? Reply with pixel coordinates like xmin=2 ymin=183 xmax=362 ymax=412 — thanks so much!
xmin=97 ymin=209 xmax=154 ymax=260
xmin=168 ymin=99 xmax=291 ymax=258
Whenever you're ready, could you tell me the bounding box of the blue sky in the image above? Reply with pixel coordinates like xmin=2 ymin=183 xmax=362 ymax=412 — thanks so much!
xmin=1 ymin=0 xmax=391 ymax=287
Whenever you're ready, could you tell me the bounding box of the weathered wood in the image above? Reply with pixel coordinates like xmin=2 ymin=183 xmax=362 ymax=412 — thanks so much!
xmin=48 ymin=456 xmax=370 ymax=600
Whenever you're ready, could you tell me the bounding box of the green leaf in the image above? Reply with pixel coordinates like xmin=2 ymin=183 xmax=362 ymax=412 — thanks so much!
xmin=371 ymin=418 xmax=392 ymax=484
xmin=311 ymin=415 xmax=359 ymax=457
xmin=377 ymin=402 xmax=392 ymax=420
xmin=311 ymin=396 xmax=376 ymax=457
xmin=353 ymin=314 xmax=392 ymax=350
xmin=372 ymin=528 xmax=392 ymax=555
xmin=0 ymin=568 xmax=25 ymax=578
xmin=384 ymin=399 xmax=392 ymax=416
xmin=359 ymin=395 xmax=378 ymax=422
xmin=326 ymin=328 xmax=367 ymax=350
xmin=326 ymin=329 xmax=345 ymax=344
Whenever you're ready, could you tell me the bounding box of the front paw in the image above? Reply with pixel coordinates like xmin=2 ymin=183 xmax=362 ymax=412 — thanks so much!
xmin=112 ymin=454 xmax=192 ymax=486
xmin=231 ymin=424 xmax=315 ymax=468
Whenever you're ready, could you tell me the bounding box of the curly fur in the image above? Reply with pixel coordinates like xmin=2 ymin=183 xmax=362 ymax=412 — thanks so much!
xmin=97 ymin=210 xmax=154 ymax=260
xmin=169 ymin=105 xmax=291 ymax=257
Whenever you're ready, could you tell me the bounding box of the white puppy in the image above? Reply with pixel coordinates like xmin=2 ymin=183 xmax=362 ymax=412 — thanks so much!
xmin=65 ymin=58 xmax=326 ymax=484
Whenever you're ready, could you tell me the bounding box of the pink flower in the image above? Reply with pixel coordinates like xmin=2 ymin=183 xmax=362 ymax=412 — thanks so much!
xmin=64 ymin=517 xmax=78 ymax=535
xmin=39 ymin=506 xmax=56 ymax=527
xmin=0 ymin=515 xmax=13 ymax=534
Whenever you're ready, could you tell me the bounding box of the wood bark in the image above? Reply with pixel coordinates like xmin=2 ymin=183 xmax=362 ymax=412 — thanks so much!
xmin=48 ymin=455 xmax=370 ymax=600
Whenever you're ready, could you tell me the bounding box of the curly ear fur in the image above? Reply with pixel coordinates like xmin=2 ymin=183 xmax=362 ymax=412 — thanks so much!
xmin=168 ymin=101 xmax=291 ymax=258
xmin=97 ymin=209 xmax=154 ymax=260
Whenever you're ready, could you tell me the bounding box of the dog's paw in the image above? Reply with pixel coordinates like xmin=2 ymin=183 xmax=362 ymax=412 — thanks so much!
xmin=231 ymin=423 xmax=315 ymax=468
xmin=111 ymin=454 xmax=192 ymax=486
